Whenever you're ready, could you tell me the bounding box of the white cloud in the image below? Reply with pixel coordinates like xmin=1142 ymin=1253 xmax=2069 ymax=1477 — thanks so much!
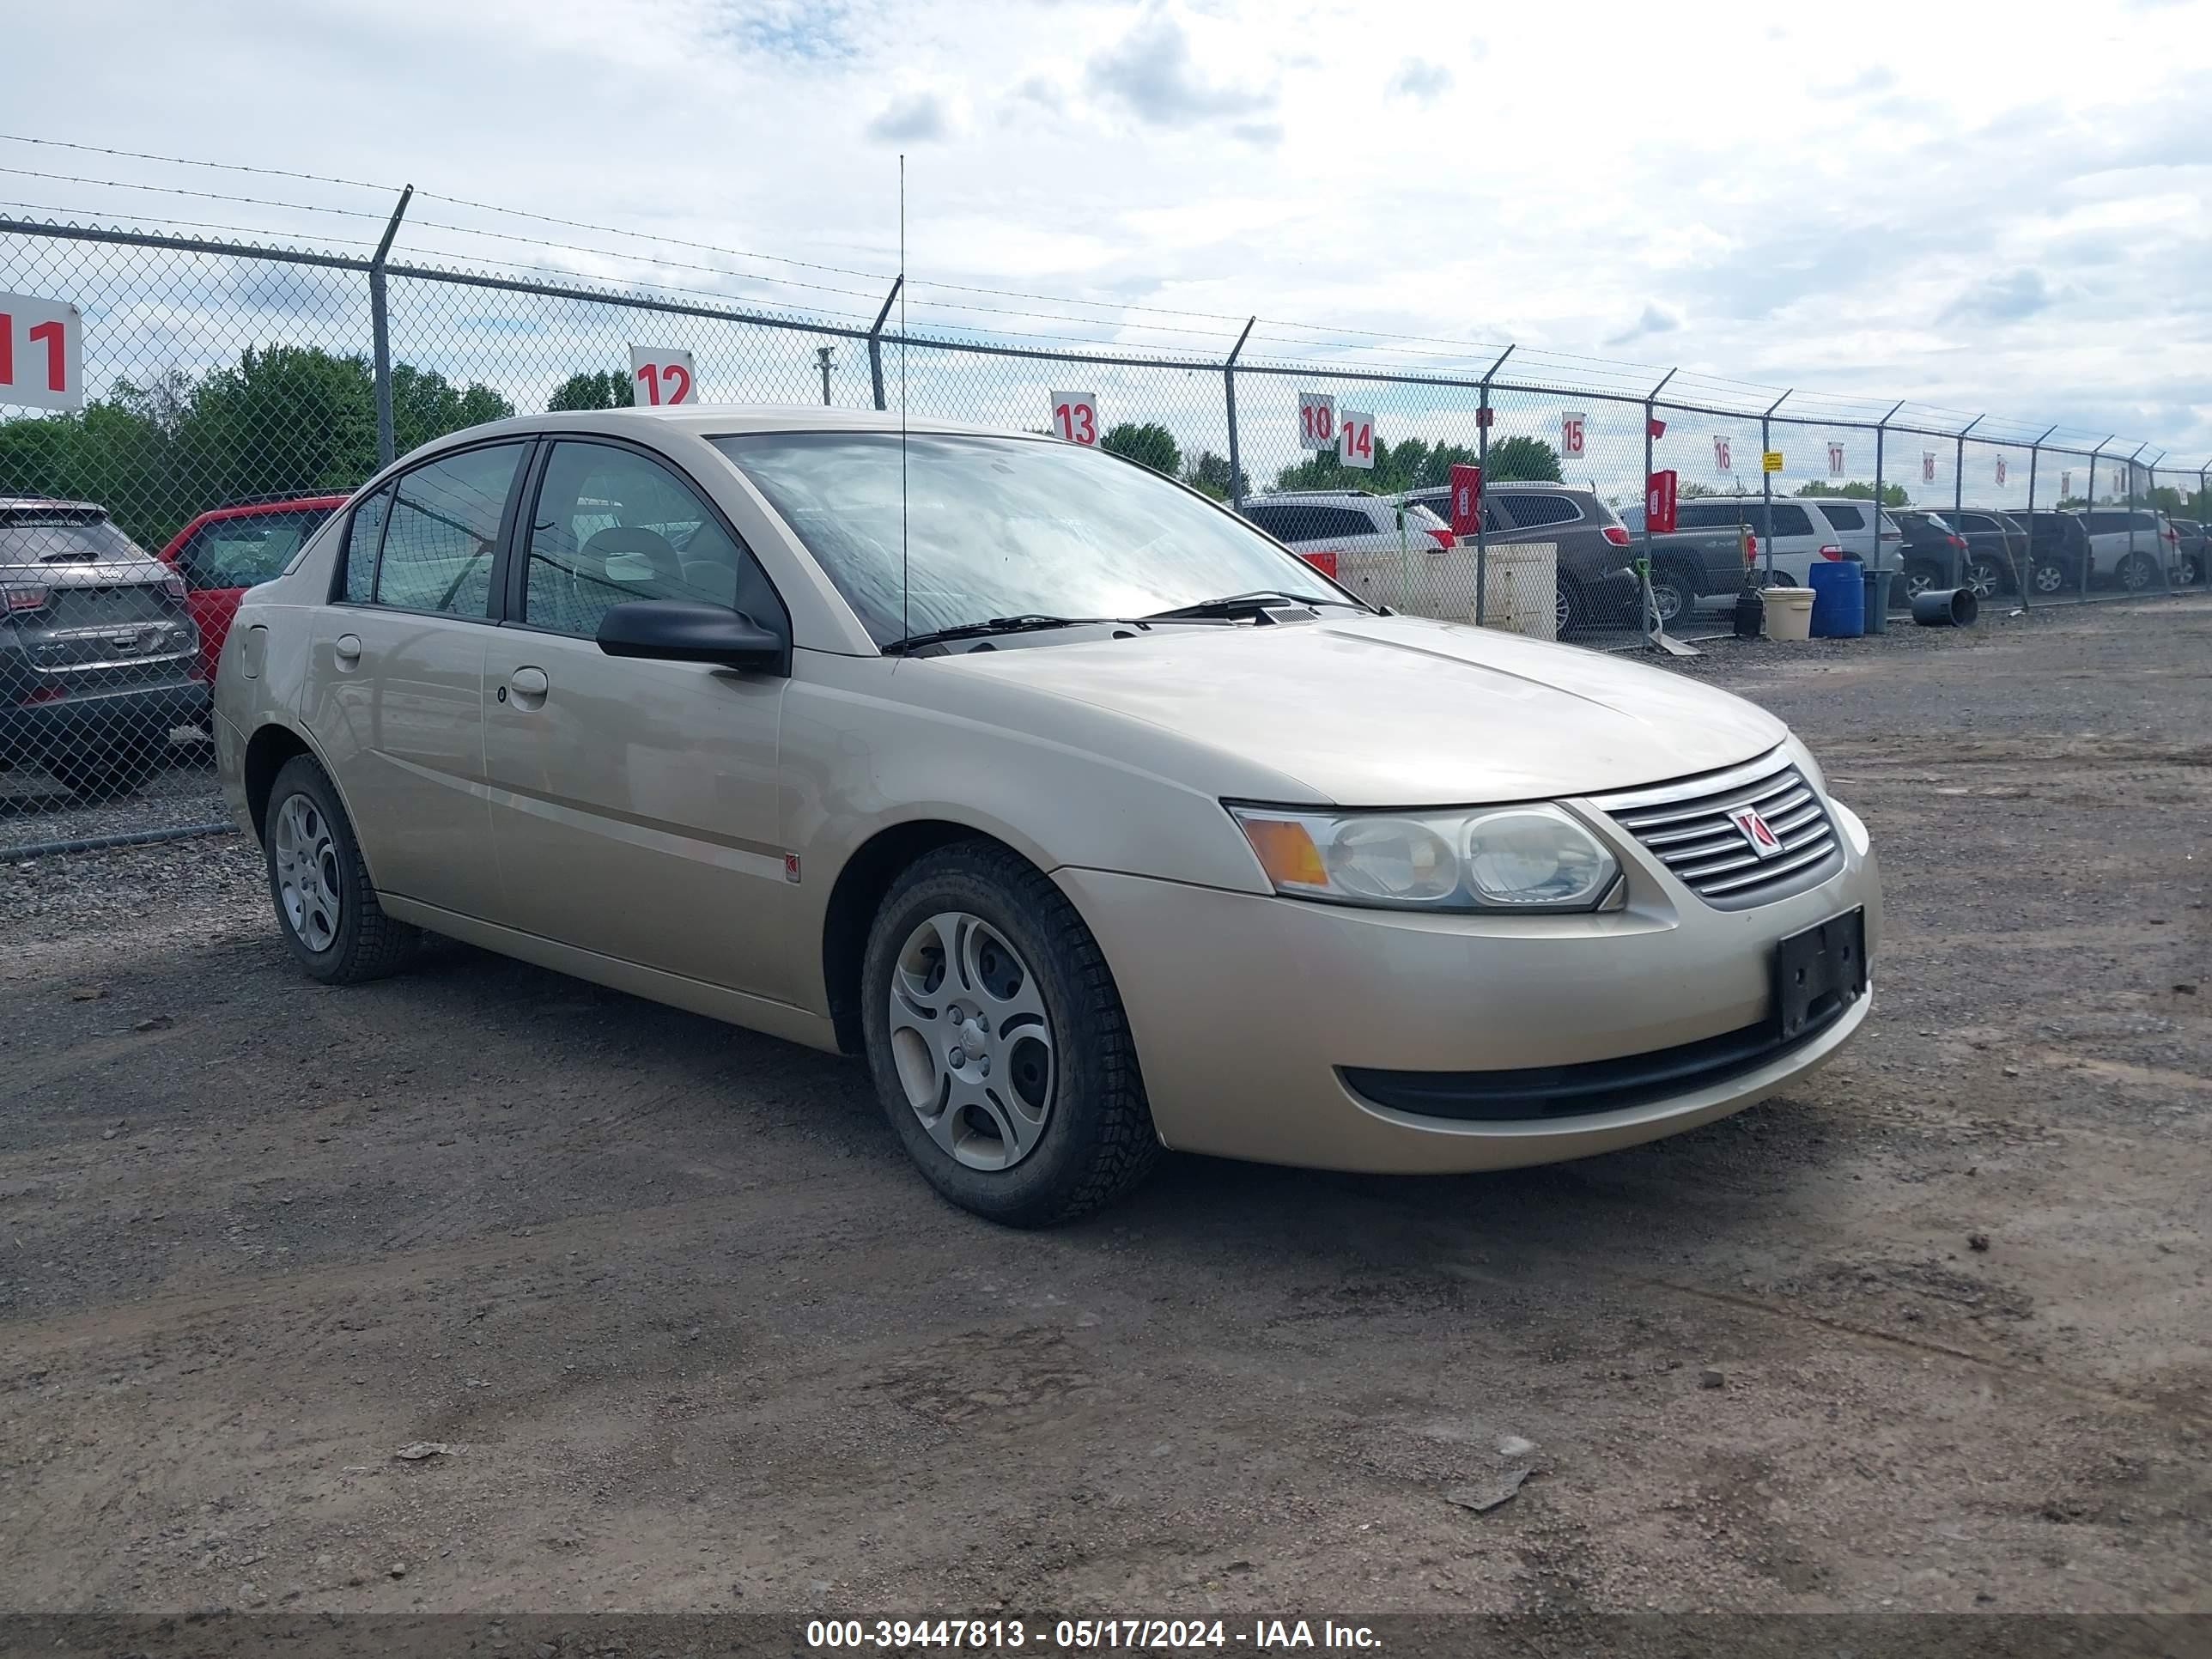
xmin=1 ymin=0 xmax=2207 ymax=460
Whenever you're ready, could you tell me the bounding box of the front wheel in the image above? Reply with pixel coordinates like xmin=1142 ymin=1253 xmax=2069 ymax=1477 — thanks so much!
xmin=861 ymin=842 xmax=1161 ymax=1226
xmin=1900 ymin=559 xmax=1944 ymax=600
xmin=264 ymin=755 xmax=420 ymax=984
xmin=2030 ymin=559 xmax=2072 ymax=597
xmin=1964 ymin=554 xmax=2008 ymax=599
xmin=2116 ymin=552 xmax=2160 ymax=593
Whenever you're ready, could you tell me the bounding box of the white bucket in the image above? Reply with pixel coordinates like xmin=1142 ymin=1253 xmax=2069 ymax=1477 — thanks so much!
xmin=1760 ymin=586 xmax=1815 ymax=641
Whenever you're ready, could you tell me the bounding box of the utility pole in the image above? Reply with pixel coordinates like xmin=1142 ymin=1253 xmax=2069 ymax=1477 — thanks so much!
xmin=816 ymin=346 xmax=836 ymax=407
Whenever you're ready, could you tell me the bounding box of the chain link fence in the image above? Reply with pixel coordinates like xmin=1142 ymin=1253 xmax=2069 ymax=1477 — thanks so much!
xmin=3 ymin=216 xmax=2207 ymax=854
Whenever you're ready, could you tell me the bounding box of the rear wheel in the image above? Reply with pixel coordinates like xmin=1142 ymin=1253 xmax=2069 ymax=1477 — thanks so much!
xmin=264 ymin=755 xmax=419 ymax=984
xmin=1553 ymin=579 xmax=1585 ymax=635
xmin=2030 ymin=559 xmax=2071 ymax=598
xmin=1963 ymin=554 xmax=2007 ymax=599
xmin=1646 ymin=565 xmax=1697 ymax=629
xmin=2176 ymin=555 xmax=2204 ymax=588
xmin=1900 ymin=559 xmax=1944 ymax=601
xmin=861 ymin=841 xmax=1161 ymax=1226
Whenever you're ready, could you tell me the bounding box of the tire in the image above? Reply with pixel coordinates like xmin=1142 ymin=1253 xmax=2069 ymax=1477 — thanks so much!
xmin=1963 ymin=554 xmax=2006 ymax=599
xmin=1647 ymin=565 xmax=1697 ymax=629
xmin=2030 ymin=559 xmax=2071 ymax=598
xmin=2178 ymin=555 xmax=2205 ymax=589
xmin=1900 ymin=559 xmax=1943 ymax=600
xmin=2116 ymin=552 xmax=2160 ymax=593
xmin=264 ymin=754 xmax=420 ymax=985
xmin=1553 ymin=579 xmax=1584 ymax=635
xmin=860 ymin=840 xmax=1161 ymax=1226
xmin=46 ymin=744 xmax=149 ymax=800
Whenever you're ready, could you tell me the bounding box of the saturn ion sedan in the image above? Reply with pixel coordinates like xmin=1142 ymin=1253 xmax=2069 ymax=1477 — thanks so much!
xmin=212 ymin=407 xmax=1880 ymax=1225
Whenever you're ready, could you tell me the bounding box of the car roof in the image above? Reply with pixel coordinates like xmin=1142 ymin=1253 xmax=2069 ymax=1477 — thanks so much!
xmin=409 ymin=404 xmax=1030 ymax=453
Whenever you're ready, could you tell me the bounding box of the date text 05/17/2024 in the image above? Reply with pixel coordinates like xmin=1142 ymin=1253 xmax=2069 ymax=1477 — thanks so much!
xmin=804 ymin=1619 xmax=1382 ymax=1650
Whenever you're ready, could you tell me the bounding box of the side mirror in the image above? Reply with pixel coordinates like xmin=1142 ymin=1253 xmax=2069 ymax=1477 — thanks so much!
xmin=596 ymin=600 xmax=784 ymax=673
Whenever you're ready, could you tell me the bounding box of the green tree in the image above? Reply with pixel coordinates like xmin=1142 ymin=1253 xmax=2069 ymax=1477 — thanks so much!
xmin=1487 ymin=435 xmax=1562 ymax=483
xmin=1182 ymin=448 xmax=1249 ymax=501
xmin=1101 ymin=421 xmax=1181 ymax=476
xmin=175 ymin=344 xmax=380 ymax=510
xmin=391 ymin=364 xmax=515 ymax=454
xmin=547 ymin=369 xmax=635 ymax=411
xmin=1796 ymin=478 xmax=1907 ymax=507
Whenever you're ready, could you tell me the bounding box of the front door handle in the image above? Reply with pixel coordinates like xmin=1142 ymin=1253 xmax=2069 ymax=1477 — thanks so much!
xmin=332 ymin=633 xmax=362 ymax=665
xmin=507 ymin=665 xmax=550 ymax=705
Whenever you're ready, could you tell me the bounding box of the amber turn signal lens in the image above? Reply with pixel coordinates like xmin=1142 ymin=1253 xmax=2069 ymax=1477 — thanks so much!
xmin=1237 ymin=816 xmax=1328 ymax=890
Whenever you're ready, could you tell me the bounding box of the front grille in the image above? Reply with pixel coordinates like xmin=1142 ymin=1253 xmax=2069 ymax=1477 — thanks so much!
xmin=1595 ymin=749 xmax=1842 ymax=910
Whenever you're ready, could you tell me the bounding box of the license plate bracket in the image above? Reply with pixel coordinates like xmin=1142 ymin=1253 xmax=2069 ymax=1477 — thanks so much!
xmin=1773 ymin=908 xmax=1866 ymax=1042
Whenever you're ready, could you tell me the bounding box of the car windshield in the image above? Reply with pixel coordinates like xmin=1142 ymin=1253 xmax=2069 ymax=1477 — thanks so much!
xmin=0 ymin=516 xmax=147 ymax=566
xmin=712 ymin=432 xmax=1353 ymax=647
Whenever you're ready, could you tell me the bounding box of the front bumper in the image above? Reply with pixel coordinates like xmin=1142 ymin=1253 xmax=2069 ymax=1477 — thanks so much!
xmin=1056 ymin=799 xmax=1881 ymax=1175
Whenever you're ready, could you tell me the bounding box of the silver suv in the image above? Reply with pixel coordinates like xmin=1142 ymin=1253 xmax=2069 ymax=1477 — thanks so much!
xmin=1 ymin=498 xmax=206 ymax=797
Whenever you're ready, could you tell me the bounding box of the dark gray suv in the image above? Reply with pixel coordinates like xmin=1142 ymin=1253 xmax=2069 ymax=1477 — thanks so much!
xmin=1 ymin=498 xmax=207 ymax=797
xmin=1401 ymin=481 xmax=1639 ymax=633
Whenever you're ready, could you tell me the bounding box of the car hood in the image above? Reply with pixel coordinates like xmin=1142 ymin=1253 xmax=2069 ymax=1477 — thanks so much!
xmin=933 ymin=613 xmax=1788 ymax=805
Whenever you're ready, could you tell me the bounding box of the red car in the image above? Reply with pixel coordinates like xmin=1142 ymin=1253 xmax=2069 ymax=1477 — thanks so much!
xmin=157 ymin=495 xmax=348 ymax=683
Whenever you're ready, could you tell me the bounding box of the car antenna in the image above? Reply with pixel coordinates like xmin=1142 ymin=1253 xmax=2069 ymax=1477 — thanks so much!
xmin=899 ymin=152 xmax=908 ymax=648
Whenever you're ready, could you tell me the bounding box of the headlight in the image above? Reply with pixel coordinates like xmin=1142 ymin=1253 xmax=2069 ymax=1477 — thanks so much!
xmin=1784 ymin=732 xmax=1827 ymax=799
xmin=1229 ymin=802 xmax=1622 ymax=913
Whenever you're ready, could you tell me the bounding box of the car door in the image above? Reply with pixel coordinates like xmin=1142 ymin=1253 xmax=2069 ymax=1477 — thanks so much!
xmin=303 ymin=441 xmax=528 ymax=917
xmin=479 ymin=436 xmax=796 ymax=1001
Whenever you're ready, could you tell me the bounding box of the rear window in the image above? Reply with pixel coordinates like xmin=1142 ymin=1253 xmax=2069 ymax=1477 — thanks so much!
xmin=1498 ymin=493 xmax=1580 ymax=529
xmin=1243 ymin=503 xmax=1372 ymax=543
xmin=0 ymin=516 xmax=149 ymax=564
xmin=1816 ymin=504 xmax=1867 ymax=531
xmin=171 ymin=507 xmax=335 ymax=591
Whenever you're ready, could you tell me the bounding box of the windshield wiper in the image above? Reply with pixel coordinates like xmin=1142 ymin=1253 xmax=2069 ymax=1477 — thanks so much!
xmin=1143 ymin=590 xmax=1360 ymax=621
xmin=882 ymin=614 xmax=1133 ymax=654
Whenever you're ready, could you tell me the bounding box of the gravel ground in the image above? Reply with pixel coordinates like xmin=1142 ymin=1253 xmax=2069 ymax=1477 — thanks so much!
xmin=1 ymin=596 xmax=2206 ymax=1618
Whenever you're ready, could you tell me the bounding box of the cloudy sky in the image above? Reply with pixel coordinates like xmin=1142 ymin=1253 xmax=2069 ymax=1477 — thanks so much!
xmin=7 ymin=0 xmax=2212 ymax=481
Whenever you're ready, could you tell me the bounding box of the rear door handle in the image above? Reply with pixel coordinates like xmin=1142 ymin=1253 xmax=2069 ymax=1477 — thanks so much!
xmin=507 ymin=665 xmax=550 ymax=705
xmin=333 ymin=633 xmax=362 ymax=665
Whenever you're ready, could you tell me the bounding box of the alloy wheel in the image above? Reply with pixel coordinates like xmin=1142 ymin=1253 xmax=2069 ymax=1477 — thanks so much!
xmin=273 ymin=793 xmax=342 ymax=952
xmin=886 ymin=910 xmax=1056 ymax=1172
xmin=2032 ymin=562 xmax=2068 ymax=595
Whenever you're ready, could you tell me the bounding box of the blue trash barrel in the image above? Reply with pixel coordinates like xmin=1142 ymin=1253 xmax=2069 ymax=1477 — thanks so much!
xmin=1808 ymin=558 xmax=1865 ymax=638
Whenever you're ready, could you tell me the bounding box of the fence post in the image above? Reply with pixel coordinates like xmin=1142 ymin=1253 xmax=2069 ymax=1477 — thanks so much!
xmin=1476 ymin=344 xmax=1514 ymax=628
xmin=1643 ymin=369 xmax=1677 ymax=637
xmin=368 ymin=185 xmax=414 ymax=469
xmin=1874 ymin=400 xmax=1901 ymax=611
xmin=1953 ymin=415 xmax=1984 ymax=590
xmin=2022 ymin=425 xmax=2056 ymax=611
xmin=866 ymin=276 xmax=902 ymax=412
xmin=2125 ymin=442 xmax=2148 ymax=586
xmin=1224 ymin=315 xmax=1255 ymax=511
xmin=2085 ymin=438 xmax=2112 ymax=599
xmin=1760 ymin=390 xmax=1790 ymax=583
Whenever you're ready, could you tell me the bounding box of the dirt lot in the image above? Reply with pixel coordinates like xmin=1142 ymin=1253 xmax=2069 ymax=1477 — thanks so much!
xmin=2 ymin=597 xmax=2207 ymax=1619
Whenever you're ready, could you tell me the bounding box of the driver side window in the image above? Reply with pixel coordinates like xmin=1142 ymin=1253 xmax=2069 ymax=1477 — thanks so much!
xmin=524 ymin=441 xmax=778 ymax=639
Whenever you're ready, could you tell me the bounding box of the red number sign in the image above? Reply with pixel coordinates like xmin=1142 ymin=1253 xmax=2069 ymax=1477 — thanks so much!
xmin=628 ymin=345 xmax=696 ymax=406
xmin=1645 ymin=470 xmax=1679 ymax=533
xmin=1338 ymin=410 xmax=1375 ymax=470
xmin=1995 ymin=455 xmax=2008 ymax=486
xmin=1561 ymin=411 xmax=1586 ymax=459
xmin=1713 ymin=436 xmax=1732 ymax=474
xmin=1828 ymin=442 xmax=1845 ymax=477
xmin=1297 ymin=392 xmax=1336 ymax=451
xmin=0 ymin=293 xmax=83 ymax=412
xmin=1049 ymin=391 xmax=1099 ymax=445
xmin=1923 ymin=452 xmax=1937 ymax=484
